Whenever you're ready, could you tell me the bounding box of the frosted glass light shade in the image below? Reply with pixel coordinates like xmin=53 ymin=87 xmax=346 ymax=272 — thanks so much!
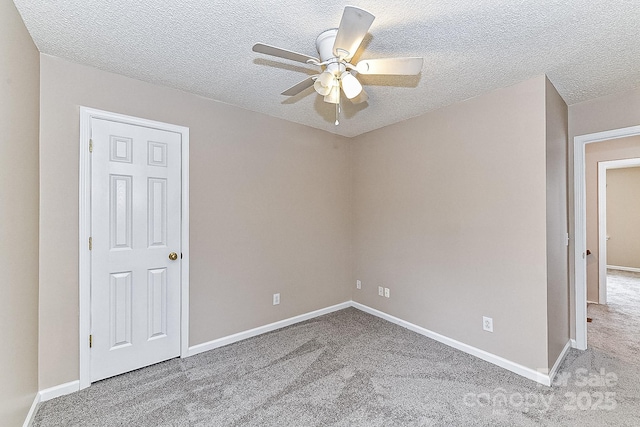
xmin=324 ymin=85 xmax=340 ymax=104
xmin=340 ymin=72 xmax=363 ymax=99
xmin=314 ymin=79 xmax=331 ymax=96
xmin=319 ymin=71 xmax=334 ymax=87
xmin=314 ymin=71 xmax=337 ymax=96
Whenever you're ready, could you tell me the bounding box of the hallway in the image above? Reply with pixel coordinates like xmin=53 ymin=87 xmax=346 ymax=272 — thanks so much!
xmin=587 ymin=269 xmax=640 ymax=363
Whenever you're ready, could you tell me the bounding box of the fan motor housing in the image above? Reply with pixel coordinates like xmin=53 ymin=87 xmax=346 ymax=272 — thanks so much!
xmin=316 ymin=29 xmax=345 ymax=75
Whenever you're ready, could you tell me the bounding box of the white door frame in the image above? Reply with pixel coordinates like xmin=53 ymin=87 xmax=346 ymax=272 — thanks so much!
xmin=79 ymin=107 xmax=190 ymax=389
xmin=597 ymin=158 xmax=640 ymax=305
xmin=573 ymin=125 xmax=640 ymax=350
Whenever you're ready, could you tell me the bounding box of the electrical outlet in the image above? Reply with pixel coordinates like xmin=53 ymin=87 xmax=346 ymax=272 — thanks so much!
xmin=273 ymin=293 xmax=280 ymax=305
xmin=384 ymin=287 xmax=390 ymax=298
xmin=378 ymin=286 xmax=384 ymax=296
xmin=483 ymin=316 xmax=493 ymax=332
xmin=356 ymin=280 xmax=361 ymax=289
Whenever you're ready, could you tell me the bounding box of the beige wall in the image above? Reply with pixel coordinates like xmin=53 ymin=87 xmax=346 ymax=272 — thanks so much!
xmin=606 ymin=167 xmax=640 ymax=269
xmin=569 ymin=86 xmax=640 ymax=139
xmin=351 ymin=76 xmax=550 ymax=371
xmin=0 ymin=0 xmax=40 ymax=425
xmin=567 ymin=86 xmax=640 ymax=338
xmin=584 ymin=136 xmax=640 ymax=301
xmin=34 ymin=53 xmax=576 ymax=390
xmin=39 ymin=55 xmax=352 ymax=389
xmin=545 ymin=78 xmax=569 ymax=368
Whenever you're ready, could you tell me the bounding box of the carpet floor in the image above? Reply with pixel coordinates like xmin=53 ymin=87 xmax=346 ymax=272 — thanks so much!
xmin=587 ymin=269 xmax=640 ymax=364
xmin=34 ymin=304 xmax=640 ymax=426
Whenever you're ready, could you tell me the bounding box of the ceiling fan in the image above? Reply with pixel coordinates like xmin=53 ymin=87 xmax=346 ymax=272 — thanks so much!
xmin=252 ymin=6 xmax=423 ymax=124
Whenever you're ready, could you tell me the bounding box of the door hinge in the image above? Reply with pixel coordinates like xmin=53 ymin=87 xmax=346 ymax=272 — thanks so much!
xmin=89 ymin=334 xmax=93 ymax=348
xmin=89 ymin=139 xmax=93 ymax=153
xmin=89 ymin=237 xmax=92 ymax=250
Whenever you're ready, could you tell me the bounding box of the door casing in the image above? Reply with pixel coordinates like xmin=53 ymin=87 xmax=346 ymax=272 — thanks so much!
xmin=79 ymin=107 xmax=190 ymax=390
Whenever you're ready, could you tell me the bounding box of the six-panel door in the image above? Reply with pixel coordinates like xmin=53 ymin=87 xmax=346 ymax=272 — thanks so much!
xmin=90 ymin=118 xmax=181 ymax=382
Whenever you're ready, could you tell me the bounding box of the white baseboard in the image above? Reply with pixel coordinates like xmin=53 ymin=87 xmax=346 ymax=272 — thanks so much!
xmin=548 ymin=340 xmax=572 ymax=385
xmin=187 ymin=301 xmax=351 ymax=357
xmin=22 ymin=393 xmax=40 ymax=427
xmin=37 ymin=298 xmax=565 ymax=414
xmin=38 ymin=380 xmax=80 ymax=402
xmin=570 ymin=338 xmax=577 ymax=348
xmin=351 ymin=302 xmax=553 ymax=386
xmin=184 ymin=300 xmax=561 ymax=386
xmin=30 ymin=303 xmax=351 ymax=420
xmin=607 ymin=265 xmax=640 ymax=273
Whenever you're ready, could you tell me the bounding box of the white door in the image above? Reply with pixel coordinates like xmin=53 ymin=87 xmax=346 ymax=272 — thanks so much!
xmin=90 ymin=118 xmax=182 ymax=382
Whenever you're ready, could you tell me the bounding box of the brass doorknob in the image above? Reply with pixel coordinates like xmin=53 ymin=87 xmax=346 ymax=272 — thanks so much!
xmin=169 ymin=252 xmax=178 ymax=261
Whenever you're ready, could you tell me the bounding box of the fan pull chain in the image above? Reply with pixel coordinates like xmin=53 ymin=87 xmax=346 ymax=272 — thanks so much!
xmin=335 ymin=87 xmax=341 ymax=125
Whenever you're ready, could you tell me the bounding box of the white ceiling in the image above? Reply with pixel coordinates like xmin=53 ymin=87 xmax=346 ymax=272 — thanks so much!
xmin=13 ymin=0 xmax=640 ymax=137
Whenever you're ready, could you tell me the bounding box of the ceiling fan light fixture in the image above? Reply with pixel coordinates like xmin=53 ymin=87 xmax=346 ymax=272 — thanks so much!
xmin=253 ymin=6 xmax=424 ymax=114
xmin=340 ymin=71 xmax=363 ymax=99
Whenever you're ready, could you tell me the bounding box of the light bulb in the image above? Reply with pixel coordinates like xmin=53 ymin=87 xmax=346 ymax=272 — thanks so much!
xmin=340 ymin=72 xmax=363 ymax=99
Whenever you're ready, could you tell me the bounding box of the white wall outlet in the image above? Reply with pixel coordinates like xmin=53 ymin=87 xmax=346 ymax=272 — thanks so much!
xmin=378 ymin=286 xmax=384 ymax=296
xmin=384 ymin=287 xmax=390 ymax=298
xmin=356 ymin=280 xmax=361 ymax=289
xmin=483 ymin=316 xmax=493 ymax=332
xmin=273 ymin=293 xmax=280 ymax=305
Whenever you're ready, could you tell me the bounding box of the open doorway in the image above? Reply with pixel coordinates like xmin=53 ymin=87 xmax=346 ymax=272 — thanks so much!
xmin=586 ymin=159 xmax=640 ymax=362
xmin=573 ymin=126 xmax=640 ymax=350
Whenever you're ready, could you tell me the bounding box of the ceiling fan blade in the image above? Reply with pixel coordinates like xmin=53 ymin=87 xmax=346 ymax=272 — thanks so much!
xmin=349 ymin=89 xmax=369 ymax=104
xmin=253 ymin=43 xmax=319 ymax=64
xmin=333 ymin=6 xmax=375 ymax=59
xmin=281 ymin=76 xmax=316 ymax=96
xmin=356 ymin=57 xmax=424 ymax=75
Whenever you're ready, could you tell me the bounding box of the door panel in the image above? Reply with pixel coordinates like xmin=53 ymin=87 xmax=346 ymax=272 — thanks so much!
xmin=91 ymin=118 xmax=181 ymax=382
xmin=110 ymin=271 xmax=133 ymax=349
xmin=148 ymin=178 xmax=167 ymax=247
xmin=147 ymin=268 xmax=167 ymax=340
xmin=110 ymin=175 xmax=133 ymax=249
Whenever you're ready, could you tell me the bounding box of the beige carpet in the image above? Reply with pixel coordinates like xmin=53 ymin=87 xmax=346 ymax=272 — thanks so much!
xmin=33 ymin=300 xmax=640 ymax=426
xmin=588 ymin=269 xmax=640 ymax=364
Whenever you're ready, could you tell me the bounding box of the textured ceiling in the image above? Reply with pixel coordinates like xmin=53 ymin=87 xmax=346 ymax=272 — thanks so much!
xmin=13 ymin=0 xmax=640 ymax=137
